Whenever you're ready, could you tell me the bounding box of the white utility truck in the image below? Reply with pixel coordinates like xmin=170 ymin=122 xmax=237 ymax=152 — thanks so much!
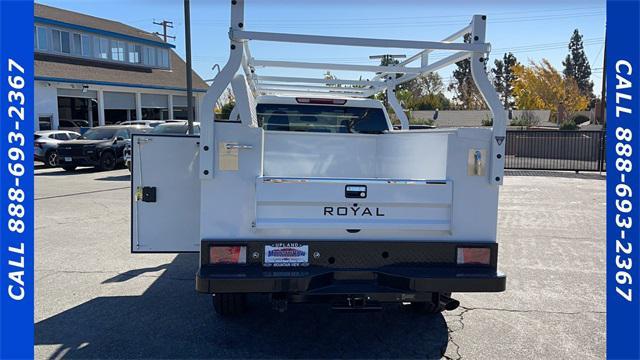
xmin=131 ymin=0 xmax=506 ymax=315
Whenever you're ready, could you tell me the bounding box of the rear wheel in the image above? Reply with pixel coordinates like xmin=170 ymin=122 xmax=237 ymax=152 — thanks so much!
xmin=98 ymin=151 xmax=116 ymax=171
xmin=213 ymin=293 xmax=247 ymax=316
xmin=45 ymin=150 xmax=58 ymax=167
xmin=62 ymin=165 xmax=76 ymax=172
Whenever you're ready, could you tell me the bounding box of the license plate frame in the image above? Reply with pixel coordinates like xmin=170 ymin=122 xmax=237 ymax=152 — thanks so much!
xmin=264 ymin=243 xmax=309 ymax=267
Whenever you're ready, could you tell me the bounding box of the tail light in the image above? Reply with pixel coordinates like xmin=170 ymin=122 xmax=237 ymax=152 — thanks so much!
xmin=210 ymin=246 xmax=247 ymax=264
xmin=296 ymin=97 xmax=347 ymax=105
xmin=35 ymin=142 xmax=43 ymax=149
xmin=456 ymin=247 xmax=491 ymax=265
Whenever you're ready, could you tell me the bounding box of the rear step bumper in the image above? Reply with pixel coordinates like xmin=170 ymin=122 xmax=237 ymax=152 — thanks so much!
xmin=196 ymin=265 xmax=506 ymax=294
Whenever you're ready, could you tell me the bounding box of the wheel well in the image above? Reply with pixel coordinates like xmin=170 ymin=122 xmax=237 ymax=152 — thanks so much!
xmin=99 ymin=149 xmax=115 ymax=158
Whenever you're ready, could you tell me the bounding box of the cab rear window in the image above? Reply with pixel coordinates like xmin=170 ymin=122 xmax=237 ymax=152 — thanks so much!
xmin=256 ymin=104 xmax=389 ymax=134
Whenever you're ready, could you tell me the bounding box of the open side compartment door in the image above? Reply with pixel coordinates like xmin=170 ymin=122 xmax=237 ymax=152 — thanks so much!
xmin=131 ymin=134 xmax=200 ymax=252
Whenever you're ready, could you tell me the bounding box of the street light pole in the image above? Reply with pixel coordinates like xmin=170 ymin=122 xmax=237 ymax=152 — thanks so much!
xmin=184 ymin=0 xmax=194 ymax=134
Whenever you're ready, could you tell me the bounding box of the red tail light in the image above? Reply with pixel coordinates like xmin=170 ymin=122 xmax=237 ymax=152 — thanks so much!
xmin=210 ymin=246 xmax=247 ymax=264
xmin=456 ymin=247 xmax=491 ymax=265
xmin=296 ymin=97 xmax=347 ymax=105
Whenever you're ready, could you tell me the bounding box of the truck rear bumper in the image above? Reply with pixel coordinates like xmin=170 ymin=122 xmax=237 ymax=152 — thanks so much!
xmin=196 ymin=265 xmax=506 ymax=294
xmin=196 ymin=240 xmax=505 ymax=295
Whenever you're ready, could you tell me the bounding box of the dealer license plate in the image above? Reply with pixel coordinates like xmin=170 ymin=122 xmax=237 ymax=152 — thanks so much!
xmin=264 ymin=243 xmax=309 ymax=267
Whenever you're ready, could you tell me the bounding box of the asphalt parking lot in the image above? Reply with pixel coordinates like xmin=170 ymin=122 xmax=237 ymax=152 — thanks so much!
xmin=34 ymin=166 xmax=606 ymax=359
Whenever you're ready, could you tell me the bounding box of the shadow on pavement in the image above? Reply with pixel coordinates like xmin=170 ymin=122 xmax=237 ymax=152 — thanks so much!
xmin=34 ymin=167 xmax=101 ymax=176
xmin=505 ymin=169 xmax=606 ymax=180
xmin=35 ymin=254 xmax=449 ymax=359
xmin=95 ymin=174 xmax=131 ymax=182
xmin=101 ymin=264 xmax=170 ymax=284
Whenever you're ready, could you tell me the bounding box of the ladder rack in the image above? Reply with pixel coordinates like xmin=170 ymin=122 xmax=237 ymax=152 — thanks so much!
xmin=198 ymin=0 xmax=507 ymax=186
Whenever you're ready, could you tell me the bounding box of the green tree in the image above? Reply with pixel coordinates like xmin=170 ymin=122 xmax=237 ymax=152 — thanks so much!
xmin=404 ymin=72 xmax=444 ymax=98
xmin=492 ymin=52 xmax=519 ymax=109
xmin=562 ymin=29 xmax=594 ymax=98
xmin=448 ymin=33 xmax=486 ymax=110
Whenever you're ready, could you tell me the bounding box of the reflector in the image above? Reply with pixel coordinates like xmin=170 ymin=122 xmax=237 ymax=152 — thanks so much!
xmin=457 ymin=247 xmax=490 ymax=265
xmin=210 ymin=246 xmax=247 ymax=264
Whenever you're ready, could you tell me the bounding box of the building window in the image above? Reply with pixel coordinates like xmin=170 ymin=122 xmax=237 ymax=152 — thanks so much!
xmin=38 ymin=115 xmax=53 ymax=131
xmin=157 ymin=48 xmax=170 ymax=68
xmin=94 ymin=37 xmax=109 ymax=59
xmin=111 ymin=40 xmax=125 ymax=61
xmin=51 ymin=29 xmax=71 ymax=53
xmin=61 ymin=31 xmax=70 ymax=53
xmin=51 ymin=29 xmax=61 ymax=52
xmin=81 ymin=35 xmax=91 ymax=57
xmin=143 ymin=46 xmax=156 ymax=66
xmin=128 ymin=44 xmax=141 ymax=64
xmin=36 ymin=27 xmax=47 ymax=51
xmin=72 ymin=33 xmax=82 ymax=55
xmin=33 ymin=24 xmax=168 ymax=68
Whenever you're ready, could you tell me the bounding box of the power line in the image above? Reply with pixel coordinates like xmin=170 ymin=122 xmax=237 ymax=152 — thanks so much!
xmin=192 ymin=6 xmax=603 ymax=25
xmin=192 ymin=10 xmax=603 ymax=29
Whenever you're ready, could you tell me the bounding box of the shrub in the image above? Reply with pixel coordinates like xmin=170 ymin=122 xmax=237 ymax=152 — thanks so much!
xmin=510 ymin=110 xmax=540 ymax=127
xmin=217 ymin=101 xmax=235 ymax=120
xmin=560 ymin=120 xmax=578 ymax=130
xmin=481 ymin=114 xmax=493 ymax=126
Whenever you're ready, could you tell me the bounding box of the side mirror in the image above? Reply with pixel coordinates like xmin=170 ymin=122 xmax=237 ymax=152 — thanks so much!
xmin=115 ymin=136 xmax=125 ymax=141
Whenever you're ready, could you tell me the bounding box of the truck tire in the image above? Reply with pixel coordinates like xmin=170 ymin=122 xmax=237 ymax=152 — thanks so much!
xmin=98 ymin=151 xmax=116 ymax=171
xmin=213 ymin=293 xmax=246 ymax=316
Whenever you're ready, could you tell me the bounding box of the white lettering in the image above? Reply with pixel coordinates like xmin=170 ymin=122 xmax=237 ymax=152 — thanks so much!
xmin=615 ymin=60 xmax=633 ymax=118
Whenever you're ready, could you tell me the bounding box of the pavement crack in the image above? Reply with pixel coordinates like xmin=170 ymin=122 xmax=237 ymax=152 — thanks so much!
xmin=442 ymin=307 xmax=470 ymax=360
xmin=441 ymin=304 xmax=605 ymax=360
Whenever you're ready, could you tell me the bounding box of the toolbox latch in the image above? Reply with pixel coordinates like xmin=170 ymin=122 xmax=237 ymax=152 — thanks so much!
xmin=136 ymin=186 xmax=157 ymax=202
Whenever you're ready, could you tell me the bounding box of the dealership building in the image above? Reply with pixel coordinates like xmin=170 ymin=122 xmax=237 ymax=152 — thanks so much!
xmin=34 ymin=3 xmax=209 ymax=131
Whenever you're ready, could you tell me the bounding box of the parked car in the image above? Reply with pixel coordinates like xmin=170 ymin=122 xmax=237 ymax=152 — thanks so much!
xmin=34 ymin=130 xmax=81 ymax=167
xmin=56 ymin=125 xmax=150 ymax=171
xmin=124 ymin=121 xmax=200 ymax=171
xmin=118 ymin=120 xmax=165 ymax=128
xmin=58 ymin=119 xmax=90 ymax=133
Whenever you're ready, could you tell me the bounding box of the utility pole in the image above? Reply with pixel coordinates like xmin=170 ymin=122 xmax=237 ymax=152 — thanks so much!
xmin=153 ymin=20 xmax=176 ymax=43
xmin=598 ymin=39 xmax=607 ymax=125
xmin=369 ymin=54 xmax=406 ymax=107
xmin=184 ymin=0 xmax=194 ymax=134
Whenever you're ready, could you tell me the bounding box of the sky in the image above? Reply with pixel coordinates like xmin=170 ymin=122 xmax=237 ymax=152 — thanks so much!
xmin=37 ymin=0 xmax=607 ymax=96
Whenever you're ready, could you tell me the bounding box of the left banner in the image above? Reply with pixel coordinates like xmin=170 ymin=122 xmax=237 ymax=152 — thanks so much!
xmin=0 ymin=0 xmax=35 ymax=359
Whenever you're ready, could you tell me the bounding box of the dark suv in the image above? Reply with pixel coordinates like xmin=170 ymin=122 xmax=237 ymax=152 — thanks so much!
xmin=56 ymin=125 xmax=149 ymax=171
